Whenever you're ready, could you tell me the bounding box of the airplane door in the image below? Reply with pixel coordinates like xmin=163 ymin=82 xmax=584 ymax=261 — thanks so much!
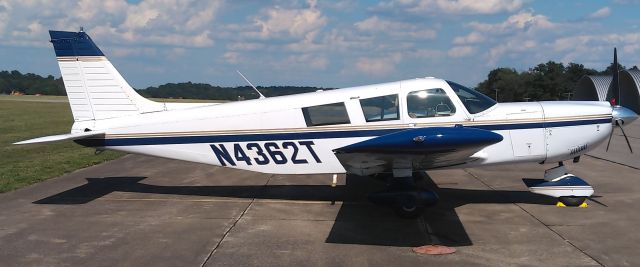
xmin=507 ymin=104 xmax=546 ymax=158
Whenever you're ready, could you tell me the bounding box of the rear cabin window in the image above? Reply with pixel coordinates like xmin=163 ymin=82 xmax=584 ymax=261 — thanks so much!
xmin=302 ymin=102 xmax=351 ymax=126
xmin=359 ymin=94 xmax=399 ymax=122
xmin=407 ymin=88 xmax=456 ymax=118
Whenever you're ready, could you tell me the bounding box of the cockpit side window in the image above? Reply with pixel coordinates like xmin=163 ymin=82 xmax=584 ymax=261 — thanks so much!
xmin=302 ymin=102 xmax=351 ymax=126
xmin=407 ymin=88 xmax=456 ymax=118
xmin=359 ymin=94 xmax=399 ymax=122
xmin=447 ymin=81 xmax=497 ymax=114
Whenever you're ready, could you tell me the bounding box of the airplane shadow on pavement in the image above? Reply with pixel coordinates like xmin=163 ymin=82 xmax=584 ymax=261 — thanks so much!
xmin=34 ymin=174 xmax=555 ymax=248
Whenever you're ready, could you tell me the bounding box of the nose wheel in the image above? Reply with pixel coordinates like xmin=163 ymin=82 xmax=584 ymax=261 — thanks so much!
xmin=523 ymin=163 xmax=593 ymax=207
xmin=558 ymin=196 xmax=587 ymax=207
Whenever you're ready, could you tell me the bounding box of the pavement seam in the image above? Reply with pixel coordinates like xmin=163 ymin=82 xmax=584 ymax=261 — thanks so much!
xmin=199 ymin=174 xmax=275 ymax=267
xmin=586 ymin=154 xmax=640 ymax=171
xmin=463 ymin=169 xmax=605 ymax=267
xmin=417 ymin=216 xmax=438 ymax=245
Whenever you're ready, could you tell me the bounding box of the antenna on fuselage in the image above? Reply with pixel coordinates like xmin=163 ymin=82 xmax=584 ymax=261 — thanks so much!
xmin=236 ymin=70 xmax=266 ymax=99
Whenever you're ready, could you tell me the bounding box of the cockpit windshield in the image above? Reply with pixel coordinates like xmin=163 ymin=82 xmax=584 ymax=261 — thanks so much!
xmin=447 ymin=81 xmax=497 ymax=114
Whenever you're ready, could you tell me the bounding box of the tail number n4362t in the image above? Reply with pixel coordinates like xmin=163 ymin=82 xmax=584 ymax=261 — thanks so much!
xmin=210 ymin=141 xmax=322 ymax=166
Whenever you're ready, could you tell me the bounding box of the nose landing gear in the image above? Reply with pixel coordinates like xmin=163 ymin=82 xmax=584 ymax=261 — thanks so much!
xmin=523 ymin=163 xmax=593 ymax=207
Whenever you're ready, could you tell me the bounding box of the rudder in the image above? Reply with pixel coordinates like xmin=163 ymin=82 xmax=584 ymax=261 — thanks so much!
xmin=50 ymin=30 xmax=164 ymax=122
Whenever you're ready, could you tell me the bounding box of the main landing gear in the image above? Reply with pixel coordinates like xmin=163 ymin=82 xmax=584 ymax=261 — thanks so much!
xmin=368 ymin=170 xmax=439 ymax=219
xmin=523 ymin=162 xmax=594 ymax=207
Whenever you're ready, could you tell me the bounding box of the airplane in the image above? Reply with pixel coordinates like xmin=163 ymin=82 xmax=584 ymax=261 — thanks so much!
xmin=15 ymin=30 xmax=639 ymax=218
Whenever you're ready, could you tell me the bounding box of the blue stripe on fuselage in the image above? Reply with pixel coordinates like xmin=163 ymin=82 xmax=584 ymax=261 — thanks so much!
xmin=75 ymin=118 xmax=611 ymax=147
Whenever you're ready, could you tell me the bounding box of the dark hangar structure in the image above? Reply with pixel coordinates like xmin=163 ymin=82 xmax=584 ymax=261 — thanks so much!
xmin=573 ymin=49 xmax=640 ymax=114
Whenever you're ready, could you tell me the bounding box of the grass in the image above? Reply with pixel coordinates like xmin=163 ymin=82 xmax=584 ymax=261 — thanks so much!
xmin=0 ymin=94 xmax=69 ymax=102
xmin=0 ymin=95 xmax=223 ymax=193
xmin=0 ymin=98 xmax=123 ymax=193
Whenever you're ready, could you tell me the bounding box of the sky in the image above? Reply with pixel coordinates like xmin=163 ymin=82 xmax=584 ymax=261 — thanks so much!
xmin=0 ymin=0 xmax=639 ymax=89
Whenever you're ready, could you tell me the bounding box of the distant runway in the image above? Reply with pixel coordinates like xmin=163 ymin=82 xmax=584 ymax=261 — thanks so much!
xmin=0 ymin=95 xmax=69 ymax=103
xmin=0 ymin=95 xmax=224 ymax=104
xmin=0 ymin=128 xmax=639 ymax=266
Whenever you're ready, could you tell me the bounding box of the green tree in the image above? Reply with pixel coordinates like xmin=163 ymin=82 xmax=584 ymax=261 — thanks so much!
xmin=477 ymin=68 xmax=531 ymax=102
xmin=476 ymin=61 xmax=599 ymax=101
xmin=600 ymin=62 xmax=625 ymax=75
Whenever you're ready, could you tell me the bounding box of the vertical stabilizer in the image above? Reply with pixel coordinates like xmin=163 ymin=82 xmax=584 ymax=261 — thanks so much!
xmin=50 ymin=30 xmax=164 ymax=123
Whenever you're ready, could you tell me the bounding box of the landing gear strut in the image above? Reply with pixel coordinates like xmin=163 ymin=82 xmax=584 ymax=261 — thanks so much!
xmin=368 ymin=175 xmax=439 ymax=219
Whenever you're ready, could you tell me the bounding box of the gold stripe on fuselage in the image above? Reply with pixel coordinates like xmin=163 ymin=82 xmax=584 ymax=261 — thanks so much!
xmin=106 ymin=114 xmax=612 ymax=139
xmin=57 ymin=56 xmax=107 ymax=62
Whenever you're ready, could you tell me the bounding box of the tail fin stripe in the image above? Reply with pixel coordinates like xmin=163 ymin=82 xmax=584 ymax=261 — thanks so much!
xmin=49 ymin=30 xmax=104 ymax=57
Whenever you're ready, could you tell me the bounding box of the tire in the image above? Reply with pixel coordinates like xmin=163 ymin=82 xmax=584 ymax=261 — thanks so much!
xmin=394 ymin=205 xmax=424 ymax=219
xmin=559 ymin=196 xmax=586 ymax=207
xmin=394 ymin=195 xmax=424 ymax=219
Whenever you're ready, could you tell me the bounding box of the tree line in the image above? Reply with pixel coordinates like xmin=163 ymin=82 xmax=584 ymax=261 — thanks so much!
xmin=0 ymin=70 xmax=329 ymax=100
xmin=137 ymin=82 xmax=331 ymax=100
xmin=476 ymin=61 xmax=638 ymax=102
xmin=1 ymin=61 xmax=638 ymax=101
xmin=0 ymin=70 xmax=65 ymax=95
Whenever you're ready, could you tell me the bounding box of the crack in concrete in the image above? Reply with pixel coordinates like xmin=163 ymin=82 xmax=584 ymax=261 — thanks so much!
xmin=200 ymin=174 xmax=274 ymax=267
xmin=417 ymin=216 xmax=438 ymax=246
xmin=586 ymin=154 xmax=640 ymax=171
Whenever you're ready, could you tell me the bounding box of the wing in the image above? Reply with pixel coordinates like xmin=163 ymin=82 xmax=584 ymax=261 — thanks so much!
xmin=334 ymin=126 xmax=503 ymax=174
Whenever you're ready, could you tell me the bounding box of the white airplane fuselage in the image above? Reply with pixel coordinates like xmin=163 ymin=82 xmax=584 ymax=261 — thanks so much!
xmin=16 ymin=30 xmax=637 ymax=216
xmin=72 ymin=77 xmax=613 ymax=175
xmin=24 ymin=30 xmax=616 ymax=178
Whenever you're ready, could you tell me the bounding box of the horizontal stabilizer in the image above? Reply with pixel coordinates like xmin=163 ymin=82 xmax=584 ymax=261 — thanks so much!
xmin=14 ymin=131 xmax=105 ymax=145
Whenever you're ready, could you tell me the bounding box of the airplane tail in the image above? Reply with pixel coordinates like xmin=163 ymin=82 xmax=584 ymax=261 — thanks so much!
xmin=15 ymin=29 xmax=209 ymax=145
xmin=49 ymin=30 xmax=165 ymax=124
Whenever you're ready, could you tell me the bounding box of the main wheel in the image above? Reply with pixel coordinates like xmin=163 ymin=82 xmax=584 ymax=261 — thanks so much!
xmin=559 ymin=196 xmax=586 ymax=207
xmin=394 ymin=195 xmax=424 ymax=219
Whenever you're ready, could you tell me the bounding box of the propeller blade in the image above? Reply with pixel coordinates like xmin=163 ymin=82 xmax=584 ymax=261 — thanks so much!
xmin=618 ymin=121 xmax=634 ymax=153
xmin=613 ymin=48 xmax=620 ymax=104
xmin=608 ymin=107 xmax=638 ymax=153
xmin=606 ymin=125 xmax=615 ymax=152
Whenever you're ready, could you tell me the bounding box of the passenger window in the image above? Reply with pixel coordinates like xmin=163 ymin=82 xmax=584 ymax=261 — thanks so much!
xmin=302 ymin=102 xmax=351 ymax=126
xmin=407 ymin=88 xmax=456 ymax=118
xmin=359 ymin=94 xmax=399 ymax=122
